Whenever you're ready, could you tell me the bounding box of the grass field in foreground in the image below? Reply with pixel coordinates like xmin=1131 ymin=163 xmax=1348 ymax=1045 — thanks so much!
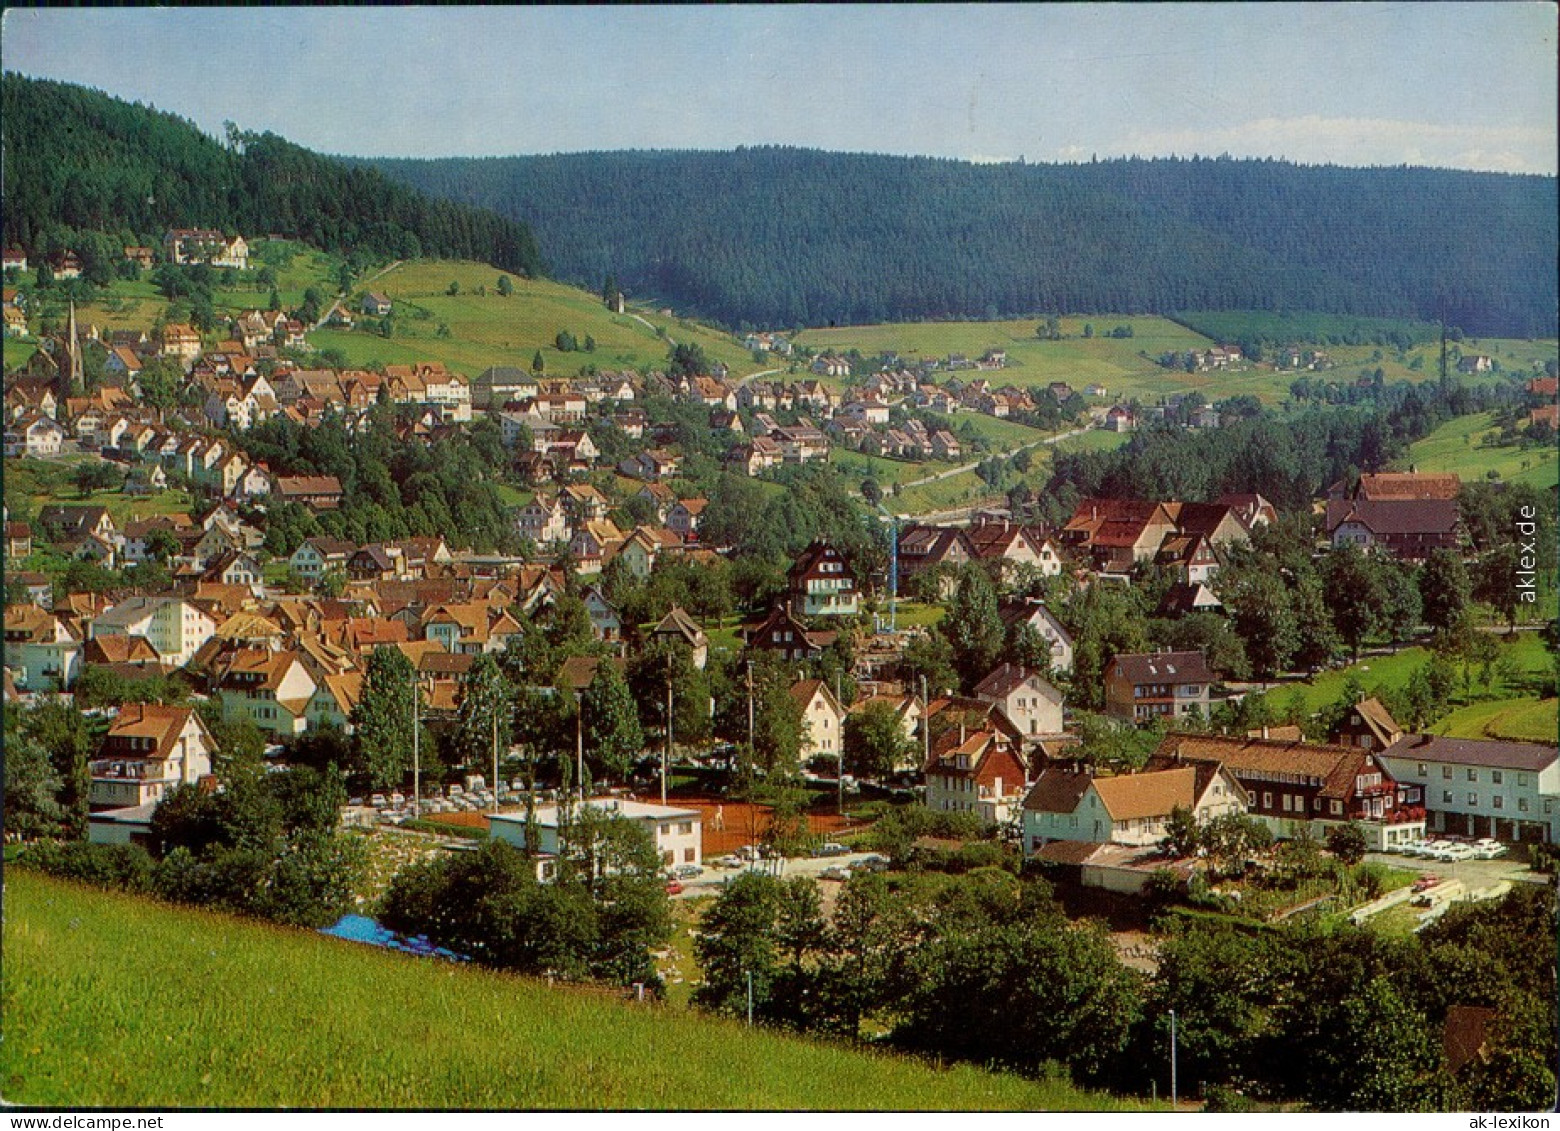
xmin=1 ymin=871 xmax=1153 ymax=1110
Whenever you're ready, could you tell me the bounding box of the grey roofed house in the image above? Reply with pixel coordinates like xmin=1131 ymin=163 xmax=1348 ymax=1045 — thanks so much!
xmin=1381 ymin=733 xmax=1558 ymax=773
xmin=652 ymin=606 xmax=707 ymax=649
xmin=1107 ymin=649 xmax=1215 ymax=685
xmin=473 ymin=366 xmax=541 ymax=410
xmin=91 ymin=594 xmax=171 ymax=630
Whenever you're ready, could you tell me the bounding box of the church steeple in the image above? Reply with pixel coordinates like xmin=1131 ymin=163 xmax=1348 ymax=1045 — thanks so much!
xmin=59 ymin=299 xmax=83 ymax=403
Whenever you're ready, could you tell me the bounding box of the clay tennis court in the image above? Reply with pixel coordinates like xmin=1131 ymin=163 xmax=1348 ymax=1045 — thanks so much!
xmin=421 ymin=795 xmax=857 ymax=855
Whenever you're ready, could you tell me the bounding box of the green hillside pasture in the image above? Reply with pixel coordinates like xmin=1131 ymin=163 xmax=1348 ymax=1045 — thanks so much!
xmin=830 ymin=447 xmax=941 ymax=491
xmin=1 ymin=871 xmax=1151 ymax=1110
xmin=948 ymin=411 xmax=1052 ymax=449
xmin=886 ymin=422 xmax=1123 ymax=515
xmin=1432 ymin=697 xmax=1558 ymax=744
xmin=887 ymin=600 xmax=945 ymax=629
xmin=797 ymin=316 xmax=1554 ymax=408
xmin=60 ymin=244 xmax=338 ymax=332
xmin=890 ymin=469 xmax=1000 ymax=516
xmin=1403 ymin=412 xmax=1558 ymax=491
xmin=2 ymin=339 xmax=38 ymax=370
xmin=5 ymin=457 xmax=194 ymax=526
xmin=792 ymin=315 xmax=1356 ymax=405
xmin=1286 ymin=634 xmax=1554 ymax=718
xmin=1051 ymin=428 xmax=1134 ymax=457
xmin=1172 ymin=311 xmax=1441 ymax=349
xmin=797 ymin=315 xmax=1208 ymax=391
xmin=346 ymin=260 xmax=758 ymax=378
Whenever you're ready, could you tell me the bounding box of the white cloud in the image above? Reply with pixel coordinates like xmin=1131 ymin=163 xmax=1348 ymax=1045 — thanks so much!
xmin=1078 ymin=115 xmax=1556 ymax=174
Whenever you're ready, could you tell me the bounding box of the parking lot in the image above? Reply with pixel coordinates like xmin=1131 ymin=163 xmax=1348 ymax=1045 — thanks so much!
xmin=1365 ymin=848 xmax=1547 ymax=891
xmin=670 ymin=849 xmax=886 ymax=898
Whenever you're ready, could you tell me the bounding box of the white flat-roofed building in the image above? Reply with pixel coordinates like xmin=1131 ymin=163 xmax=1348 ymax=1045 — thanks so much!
xmin=488 ymin=796 xmax=702 ymax=869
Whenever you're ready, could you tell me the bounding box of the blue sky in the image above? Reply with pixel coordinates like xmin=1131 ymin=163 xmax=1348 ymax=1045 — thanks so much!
xmin=3 ymin=4 xmax=1554 ymax=173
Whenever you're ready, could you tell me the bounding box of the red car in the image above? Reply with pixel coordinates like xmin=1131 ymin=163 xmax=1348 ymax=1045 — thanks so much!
xmin=1411 ymin=875 xmax=1440 ymax=894
xmin=665 ymin=880 xmax=684 ymax=896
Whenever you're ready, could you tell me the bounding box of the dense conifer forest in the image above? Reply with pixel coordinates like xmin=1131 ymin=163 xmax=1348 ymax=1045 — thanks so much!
xmin=1 ymin=75 xmax=542 ymax=276
xmin=363 ymin=147 xmax=1557 ymax=338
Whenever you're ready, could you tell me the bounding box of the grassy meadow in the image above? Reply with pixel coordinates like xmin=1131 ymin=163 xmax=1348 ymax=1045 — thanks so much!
xmin=314 ymin=259 xmax=761 ymax=379
xmin=1 ymin=870 xmax=1154 ymax=1110
xmin=1270 ymin=632 xmax=1555 ymax=745
xmin=795 ymin=314 xmax=1555 ymax=407
xmin=1402 ymin=411 xmax=1559 ymax=491
xmin=41 ymin=241 xmax=338 ymax=334
xmin=1431 ymin=696 xmax=1558 ymax=744
xmin=5 ymin=456 xmax=196 ymax=527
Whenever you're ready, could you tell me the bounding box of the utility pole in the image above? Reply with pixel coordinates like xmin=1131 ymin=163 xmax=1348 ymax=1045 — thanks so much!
xmin=746 ymin=969 xmax=754 ymax=1027
xmin=835 ymin=671 xmax=844 ymax=816
xmin=411 ymin=676 xmax=421 ymax=820
xmin=663 ymin=652 xmax=673 ymax=806
xmin=1169 ymin=1008 xmax=1178 ymax=1109
xmin=920 ymin=674 xmax=930 ymax=769
xmin=575 ymin=691 xmax=585 ymax=801
xmin=745 ymin=659 xmax=755 ymax=754
xmin=491 ymin=709 xmax=500 ymax=814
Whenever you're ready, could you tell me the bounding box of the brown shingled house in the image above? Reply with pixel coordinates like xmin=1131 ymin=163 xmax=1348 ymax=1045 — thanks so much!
xmin=1149 ymin=731 xmax=1425 ymax=849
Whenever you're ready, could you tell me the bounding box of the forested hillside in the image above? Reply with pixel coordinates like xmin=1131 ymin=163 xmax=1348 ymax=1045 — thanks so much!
xmin=1 ymin=75 xmax=542 ymax=276
xmin=363 ymin=148 xmax=1557 ymax=338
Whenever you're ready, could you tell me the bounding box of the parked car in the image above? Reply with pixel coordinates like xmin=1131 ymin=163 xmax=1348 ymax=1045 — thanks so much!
xmin=819 ymin=864 xmax=852 ymax=882
xmin=673 ymin=864 xmax=704 ymax=880
xmin=811 ymin=842 xmax=850 ymax=858
xmin=1411 ymin=874 xmax=1441 ymax=893
xmin=715 ymin=854 xmax=744 ymax=870
xmin=664 ymin=879 xmax=684 ymax=896
xmin=370 ymin=793 xmax=388 ymax=809
xmin=736 ymin=844 xmax=763 ymax=862
xmin=1471 ymin=838 xmax=1509 ymax=859
xmin=853 ymin=854 xmax=890 ymax=873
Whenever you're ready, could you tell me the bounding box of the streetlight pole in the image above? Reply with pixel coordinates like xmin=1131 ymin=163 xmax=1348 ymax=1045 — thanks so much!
xmin=1169 ymin=1008 xmax=1178 ymax=1109
xmin=746 ymin=968 xmax=754 ymax=1027
xmin=491 ymin=708 xmax=500 ymax=815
